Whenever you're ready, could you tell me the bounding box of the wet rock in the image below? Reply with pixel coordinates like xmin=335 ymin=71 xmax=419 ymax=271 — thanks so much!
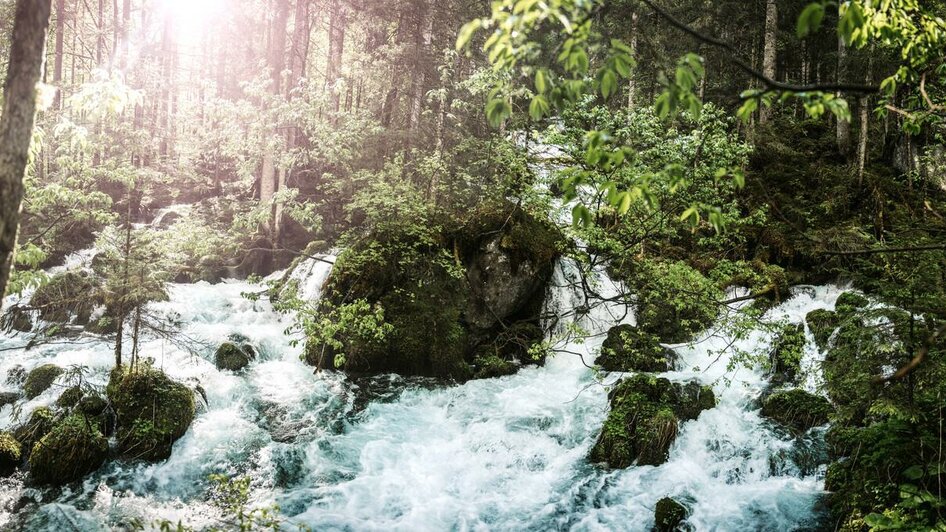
xmin=215 ymin=339 xmax=257 ymax=371
xmin=0 ymin=392 xmax=20 ymax=408
xmin=654 ymin=497 xmax=688 ymax=532
xmin=465 ymin=235 xmax=550 ymax=331
xmin=108 ymin=368 xmax=195 ymax=461
xmin=472 ymin=355 xmax=519 ymax=379
xmin=13 ymin=407 xmax=55 ymax=458
xmin=805 ymin=309 xmax=839 ymax=350
xmin=761 ymin=388 xmax=833 ymax=433
xmin=0 ymin=432 xmax=21 ymax=476
xmin=590 ymin=374 xmax=716 ymax=468
xmin=28 ymin=414 xmax=108 ymax=485
xmin=595 ymin=324 xmax=675 ymax=372
xmin=23 ymin=364 xmax=64 ymax=399
xmin=1 ymin=307 xmax=33 ymax=333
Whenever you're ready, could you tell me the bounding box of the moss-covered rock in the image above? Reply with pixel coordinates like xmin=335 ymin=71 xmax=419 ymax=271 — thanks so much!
xmin=472 ymin=355 xmax=519 ymax=379
xmin=627 ymin=260 xmax=721 ymax=344
xmin=805 ymin=309 xmax=839 ymax=350
xmin=0 ymin=391 xmax=20 ymax=408
xmin=13 ymin=407 xmax=55 ymax=457
xmin=108 ymin=368 xmax=196 ymax=461
xmin=23 ymin=364 xmax=63 ymax=399
xmin=769 ymin=323 xmax=806 ymax=385
xmin=654 ymin=497 xmax=688 ymax=532
xmin=761 ymin=389 xmax=833 ymax=433
xmin=835 ymin=291 xmax=869 ymax=314
xmin=30 ymin=271 xmax=102 ymax=324
xmin=590 ymin=375 xmax=716 ymax=468
xmin=55 ymin=386 xmax=84 ymax=408
xmin=0 ymin=432 xmax=21 ymax=476
xmin=595 ymin=324 xmax=675 ymax=372
xmin=214 ymin=339 xmax=256 ymax=371
xmin=1 ymin=306 xmax=33 ymax=333
xmin=307 ymin=200 xmax=563 ymax=380
xmin=28 ymin=415 xmax=107 ymax=485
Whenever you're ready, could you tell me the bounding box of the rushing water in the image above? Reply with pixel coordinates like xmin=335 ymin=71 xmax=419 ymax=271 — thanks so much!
xmin=0 ymin=248 xmax=847 ymax=530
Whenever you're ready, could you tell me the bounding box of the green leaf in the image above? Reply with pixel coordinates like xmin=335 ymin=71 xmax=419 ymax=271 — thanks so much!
xmin=456 ymin=19 xmax=482 ymax=51
xmin=529 ymin=95 xmax=549 ymax=121
xmin=571 ymin=204 xmax=592 ymax=228
xmin=737 ymin=98 xmax=758 ymax=122
xmin=796 ymin=3 xmax=825 ymax=38
xmin=485 ymin=97 xmax=511 ymax=128
xmin=535 ymin=69 xmax=548 ymax=94
xmin=601 ymin=69 xmax=617 ymax=99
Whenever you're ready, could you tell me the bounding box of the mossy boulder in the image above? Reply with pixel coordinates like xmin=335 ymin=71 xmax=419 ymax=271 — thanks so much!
xmin=307 ymin=200 xmax=562 ymax=380
xmin=654 ymin=497 xmax=688 ymax=532
xmin=55 ymin=386 xmax=84 ymax=408
xmin=805 ymin=309 xmax=839 ymax=350
xmin=13 ymin=407 xmax=55 ymax=457
xmin=761 ymin=389 xmax=833 ymax=433
xmin=30 ymin=271 xmax=102 ymax=324
xmin=625 ymin=260 xmax=721 ymax=344
xmin=835 ymin=291 xmax=869 ymax=314
xmin=23 ymin=364 xmax=64 ymax=399
xmin=214 ymin=338 xmax=257 ymax=371
xmin=472 ymin=355 xmax=519 ymax=379
xmin=28 ymin=415 xmax=107 ymax=485
xmin=769 ymin=323 xmax=806 ymax=385
xmin=0 ymin=432 xmax=21 ymax=476
xmin=1 ymin=306 xmax=33 ymax=333
xmin=108 ymin=368 xmax=196 ymax=461
xmin=0 ymin=391 xmax=20 ymax=408
xmin=595 ymin=324 xmax=676 ymax=372
xmin=590 ymin=374 xmax=716 ymax=468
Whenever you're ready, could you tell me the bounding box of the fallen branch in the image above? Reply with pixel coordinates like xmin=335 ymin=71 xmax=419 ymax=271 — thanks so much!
xmin=874 ymin=322 xmax=946 ymax=383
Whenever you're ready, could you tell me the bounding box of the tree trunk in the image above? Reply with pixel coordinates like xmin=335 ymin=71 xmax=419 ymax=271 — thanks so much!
xmin=408 ymin=0 xmax=433 ymax=130
xmin=837 ymin=36 xmax=852 ymax=158
xmin=326 ymin=0 xmax=346 ymax=115
xmin=0 ymin=0 xmax=53 ymax=306
xmin=626 ymin=10 xmax=638 ymax=110
xmin=759 ymin=0 xmax=777 ymax=125
xmin=53 ymin=0 xmax=65 ymax=109
xmin=857 ymin=57 xmax=873 ymax=183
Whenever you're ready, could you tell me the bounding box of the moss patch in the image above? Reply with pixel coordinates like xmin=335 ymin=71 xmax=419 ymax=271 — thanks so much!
xmin=590 ymin=374 xmax=716 ymax=468
xmin=23 ymin=364 xmax=63 ymax=399
xmin=108 ymin=368 xmax=196 ymax=461
xmin=595 ymin=324 xmax=675 ymax=372
xmin=761 ymin=389 xmax=833 ymax=433
xmin=805 ymin=309 xmax=839 ymax=351
xmin=214 ymin=340 xmax=256 ymax=371
xmin=769 ymin=323 xmax=806 ymax=385
xmin=29 ymin=415 xmax=107 ymax=485
xmin=0 ymin=432 xmax=21 ymax=477
xmin=13 ymin=407 xmax=55 ymax=458
xmin=654 ymin=497 xmax=688 ymax=532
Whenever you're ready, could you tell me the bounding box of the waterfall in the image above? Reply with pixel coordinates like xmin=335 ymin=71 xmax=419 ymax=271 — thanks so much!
xmin=0 ymin=247 xmax=840 ymax=530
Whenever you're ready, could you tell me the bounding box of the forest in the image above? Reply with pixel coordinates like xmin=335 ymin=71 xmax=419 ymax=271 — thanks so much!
xmin=0 ymin=0 xmax=943 ymax=529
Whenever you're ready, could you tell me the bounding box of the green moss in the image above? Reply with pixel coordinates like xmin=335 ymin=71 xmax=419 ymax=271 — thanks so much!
xmin=761 ymin=389 xmax=833 ymax=433
xmin=805 ymin=309 xmax=839 ymax=351
xmin=214 ymin=341 xmax=256 ymax=371
xmin=55 ymin=386 xmax=84 ymax=408
xmin=472 ymin=355 xmax=518 ymax=379
xmin=13 ymin=407 xmax=55 ymax=457
xmin=654 ymin=497 xmax=688 ymax=532
xmin=108 ymin=368 xmax=196 ymax=461
xmin=23 ymin=364 xmax=63 ymax=399
xmin=596 ymin=324 xmax=675 ymax=372
xmin=29 ymin=414 xmax=107 ymax=485
xmin=0 ymin=432 xmax=21 ymax=476
xmin=770 ymin=323 xmax=806 ymax=385
xmin=835 ymin=291 xmax=869 ymax=315
xmin=625 ymin=260 xmax=721 ymax=343
xmin=590 ymin=375 xmax=715 ymax=468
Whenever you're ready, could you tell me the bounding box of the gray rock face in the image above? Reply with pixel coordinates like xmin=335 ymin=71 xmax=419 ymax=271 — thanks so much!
xmin=465 ymin=236 xmax=548 ymax=331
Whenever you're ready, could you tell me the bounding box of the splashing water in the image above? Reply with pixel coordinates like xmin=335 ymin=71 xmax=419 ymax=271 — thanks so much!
xmin=0 ymin=252 xmax=847 ymax=530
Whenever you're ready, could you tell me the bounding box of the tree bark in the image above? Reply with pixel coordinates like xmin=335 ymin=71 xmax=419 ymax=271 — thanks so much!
xmin=626 ymin=10 xmax=638 ymax=110
xmin=326 ymin=0 xmax=346 ymax=115
xmin=408 ymin=0 xmax=433 ymax=130
xmin=0 ymin=0 xmax=53 ymax=305
xmin=759 ymin=0 xmax=777 ymax=124
xmin=53 ymin=0 xmax=65 ymax=109
xmin=837 ymin=36 xmax=852 ymax=157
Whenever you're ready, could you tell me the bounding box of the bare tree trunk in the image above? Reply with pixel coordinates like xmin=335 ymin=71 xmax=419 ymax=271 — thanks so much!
xmin=857 ymin=57 xmax=873 ymax=183
xmin=53 ymin=0 xmax=65 ymax=109
xmin=325 ymin=0 xmax=346 ymax=115
xmin=759 ymin=0 xmax=777 ymax=125
xmin=626 ymin=10 xmax=638 ymax=110
xmin=408 ymin=0 xmax=433 ymax=130
xmin=0 ymin=0 xmax=53 ymax=306
xmin=837 ymin=36 xmax=852 ymax=158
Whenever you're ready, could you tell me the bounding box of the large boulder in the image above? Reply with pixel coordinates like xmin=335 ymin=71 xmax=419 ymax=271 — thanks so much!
xmin=0 ymin=432 xmax=21 ymax=476
xmin=0 ymin=392 xmax=20 ymax=408
xmin=761 ymin=388 xmax=833 ymax=433
xmin=654 ymin=497 xmax=688 ymax=532
xmin=215 ymin=336 xmax=257 ymax=371
xmin=23 ymin=364 xmax=63 ymax=399
xmin=595 ymin=324 xmax=675 ymax=372
xmin=590 ymin=374 xmax=716 ymax=468
xmin=28 ymin=415 xmax=107 ymax=485
xmin=108 ymin=368 xmax=196 ymax=461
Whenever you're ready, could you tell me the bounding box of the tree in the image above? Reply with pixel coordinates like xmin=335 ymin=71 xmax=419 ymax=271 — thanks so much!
xmin=0 ymin=0 xmax=53 ymax=306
